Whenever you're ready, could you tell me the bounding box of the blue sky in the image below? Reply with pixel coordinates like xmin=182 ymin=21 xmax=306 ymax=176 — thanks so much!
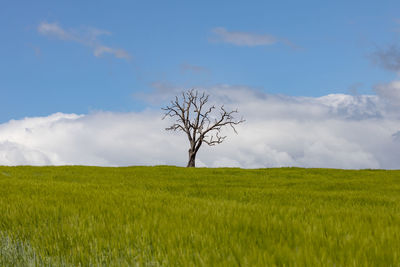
xmin=1 ymin=0 xmax=400 ymax=123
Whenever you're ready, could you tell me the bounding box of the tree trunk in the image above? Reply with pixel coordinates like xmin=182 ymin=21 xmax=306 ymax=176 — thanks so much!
xmin=187 ymin=149 xmax=196 ymax=167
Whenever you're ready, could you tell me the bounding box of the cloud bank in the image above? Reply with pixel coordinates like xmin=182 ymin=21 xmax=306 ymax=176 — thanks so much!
xmin=1 ymin=86 xmax=400 ymax=169
xmin=38 ymin=22 xmax=130 ymax=60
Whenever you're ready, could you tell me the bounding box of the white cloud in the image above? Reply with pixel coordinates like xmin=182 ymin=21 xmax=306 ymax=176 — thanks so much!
xmin=210 ymin=27 xmax=277 ymax=47
xmin=374 ymin=80 xmax=400 ymax=107
xmin=0 ymin=112 xmax=184 ymax=166
xmin=38 ymin=22 xmax=131 ymax=60
xmin=38 ymin=22 xmax=73 ymax=40
xmin=1 ymin=86 xmax=400 ymax=169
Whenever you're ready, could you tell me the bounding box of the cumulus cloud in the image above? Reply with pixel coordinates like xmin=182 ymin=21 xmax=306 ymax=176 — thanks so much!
xmin=38 ymin=22 xmax=131 ymax=60
xmin=1 ymin=86 xmax=400 ymax=169
xmin=0 ymin=112 xmax=183 ymax=166
xmin=210 ymin=27 xmax=278 ymax=47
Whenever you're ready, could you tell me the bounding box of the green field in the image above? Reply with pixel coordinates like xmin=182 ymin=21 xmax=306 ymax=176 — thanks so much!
xmin=0 ymin=166 xmax=399 ymax=266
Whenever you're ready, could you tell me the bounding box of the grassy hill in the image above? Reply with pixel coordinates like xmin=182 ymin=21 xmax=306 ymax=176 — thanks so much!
xmin=0 ymin=166 xmax=399 ymax=266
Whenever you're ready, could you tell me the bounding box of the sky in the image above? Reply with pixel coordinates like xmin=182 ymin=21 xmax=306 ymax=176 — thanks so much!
xmin=1 ymin=1 xmax=400 ymax=168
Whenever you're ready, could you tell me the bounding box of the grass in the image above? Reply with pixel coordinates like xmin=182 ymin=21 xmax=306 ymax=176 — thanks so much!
xmin=0 ymin=166 xmax=399 ymax=266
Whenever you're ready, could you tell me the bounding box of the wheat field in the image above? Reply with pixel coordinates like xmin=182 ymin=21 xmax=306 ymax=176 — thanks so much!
xmin=0 ymin=166 xmax=399 ymax=266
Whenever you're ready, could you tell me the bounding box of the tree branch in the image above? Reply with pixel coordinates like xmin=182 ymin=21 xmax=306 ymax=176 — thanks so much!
xmin=162 ymin=89 xmax=245 ymax=154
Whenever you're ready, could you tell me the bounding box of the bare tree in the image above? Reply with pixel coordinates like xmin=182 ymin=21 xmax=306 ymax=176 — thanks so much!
xmin=162 ymin=89 xmax=245 ymax=167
